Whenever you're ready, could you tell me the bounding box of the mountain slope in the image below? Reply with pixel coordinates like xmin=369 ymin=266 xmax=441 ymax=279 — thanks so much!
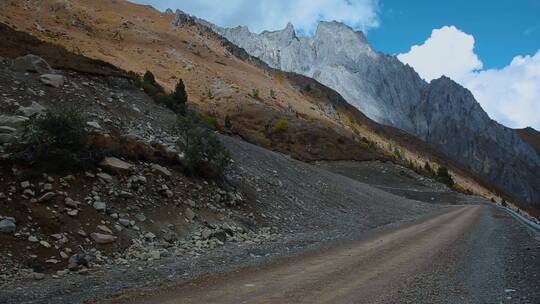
xmin=211 ymin=20 xmax=540 ymax=207
xmin=1 ymin=0 xmax=527 ymax=209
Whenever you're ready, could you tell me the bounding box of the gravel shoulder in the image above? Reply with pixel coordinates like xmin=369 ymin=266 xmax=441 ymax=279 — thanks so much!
xmin=108 ymin=204 xmax=540 ymax=304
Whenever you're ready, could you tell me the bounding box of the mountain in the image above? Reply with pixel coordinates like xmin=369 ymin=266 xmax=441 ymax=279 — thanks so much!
xmin=208 ymin=18 xmax=540 ymax=207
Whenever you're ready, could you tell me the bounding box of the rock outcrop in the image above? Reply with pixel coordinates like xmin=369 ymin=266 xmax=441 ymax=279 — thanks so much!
xmin=187 ymin=14 xmax=540 ymax=206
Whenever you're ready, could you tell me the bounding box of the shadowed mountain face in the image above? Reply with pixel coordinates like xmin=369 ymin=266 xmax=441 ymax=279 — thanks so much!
xmin=195 ymin=15 xmax=540 ymax=207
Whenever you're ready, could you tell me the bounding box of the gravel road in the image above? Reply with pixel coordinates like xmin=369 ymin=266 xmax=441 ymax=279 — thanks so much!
xmin=110 ymin=205 xmax=540 ymax=304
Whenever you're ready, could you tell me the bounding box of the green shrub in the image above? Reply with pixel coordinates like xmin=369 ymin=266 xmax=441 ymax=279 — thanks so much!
xmin=436 ymin=166 xmax=454 ymax=187
xmin=143 ymin=71 xmax=156 ymax=84
xmin=207 ymin=89 xmax=214 ymax=99
xmin=271 ymin=118 xmax=288 ymax=134
xmin=20 ymin=109 xmax=92 ymax=170
xmin=139 ymin=71 xmax=188 ymax=114
xmin=172 ymin=79 xmax=188 ymax=113
xmin=358 ymin=137 xmax=371 ymax=149
xmin=251 ymin=88 xmax=260 ymax=99
xmin=141 ymin=81 xmax=159 ymax=96
xmin=174 ymin=112 xmax=231 ymax=178
xmin=270 ymin=89 xmax=276 ymax=99
xmin=224 ymin=115 xmax=232 ymax=129
xmin=197 ymin=112 xmax=218 ymax=130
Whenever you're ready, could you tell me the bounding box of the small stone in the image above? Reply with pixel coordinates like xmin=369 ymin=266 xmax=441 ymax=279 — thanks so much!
xmin=86 ymin=121 xmax=102 ymax=129
xmin=31 ymin=272 xmax=46 ymax=280
xmin=23 ymin=189 xmax=35 ymax=197
xmin=0 ymin=218 xmax=16 ymax=234
xmin=38 ymin=192 xmax=55 ymax=203
xmin=119 ymin=218 xmax=131 ymax=227
xmin=60 ymin=251 xmax=69 ymax=259
xmin=135 ymin=213 xmax=146 ymax=222
xmin=97 ymin=225 xmax=113 ymax=234
xmin=184 ymin=208 xmax=196 ymax=221
xmin=20 ymin=181 xmax=31 ymax=189
xmin=96 ymin=173 xmax=113 ymax=183
xmin=42 ymin=183 xmax=53 ymax=191
xmin=40 ymin=74 xmax=65 ymax=88
xmin=151 ymin=164 xmax=172 ymax=176
xmin=90 ymin=233 xmax=117 ymax=244
xmin=93 ymin=201 xmax=107 ymax=211
xmin=67 ymin=209 xmax=79 ymax=217
xmin=28 ymin=235 xmax=38 ymax=242
xmin=64 ymin=197 xmax=79 ymax=208
xmin=99 ymin=157 xmax=133 ymax=174
xmin=144 ymin=232 xmax=156 ymax=240
xmin=40 ymin=240 xmax=51 ymax=248
xmin=162 ymin=189 xmax=174 ymax=198
xmin=150 ymin=250 xmax=161 ymax=260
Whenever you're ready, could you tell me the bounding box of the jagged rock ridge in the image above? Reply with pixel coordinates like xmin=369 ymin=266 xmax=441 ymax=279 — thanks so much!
xmin=179 ymin=12 xmax=540 ymax=206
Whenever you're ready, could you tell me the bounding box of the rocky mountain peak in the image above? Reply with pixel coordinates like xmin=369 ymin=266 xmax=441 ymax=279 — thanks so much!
xmin=315 ymin=21 xmax=368 ymax=45
xmin=204 ymin=19 xmax=540 ymax=207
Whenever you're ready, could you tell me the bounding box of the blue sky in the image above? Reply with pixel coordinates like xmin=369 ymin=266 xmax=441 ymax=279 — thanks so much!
xmin=369 ymin=0 xmax=540 ymax=70
xmin=133 ymin=0 xmax=540 ymax=129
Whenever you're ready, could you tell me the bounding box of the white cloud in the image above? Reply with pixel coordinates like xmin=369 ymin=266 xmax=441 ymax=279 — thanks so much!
xmin=398 ymin=26 xmax=540 ymax=130
xmin=466 ymin=51 xmax=540 ymax=129
xmin=397 ymin=26 xmax=483 ymax=82
xmin=132 ymin=0 xmax=380 ymax=34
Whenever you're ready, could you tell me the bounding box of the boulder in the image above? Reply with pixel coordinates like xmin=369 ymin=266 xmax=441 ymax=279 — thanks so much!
xmin=12 ymin=54 xmax=53 ymax=74
xmin=0 ymin=218 xmax=16 ymax=234
xmin=40 ymin=74 xmax=65 ymax=88
xmin=99 ymin=157 xmax=133 ymax=174
xmin=90 ymin=233 xmax=117 ymax=244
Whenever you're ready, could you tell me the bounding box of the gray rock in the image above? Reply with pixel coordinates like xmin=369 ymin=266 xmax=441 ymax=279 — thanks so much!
xmin=184 ymin=207 xmax=196 ymax=221
xmin=119 ymin=218 xmax=131 ymax=227
xmin=99 ymin=157 xmax=133 ymax=174
xmin=93 ymin=201 xmax=107 ymax=211
xmin=38 ymin=192 xmax=55 ymax=203
xmin=0 ymin=218 xmax=16 ymax=233
xmin=18 ymin=101 xmax=46 ymax=117
xmin=0 ymin=126 xmax=16 ymax=134
xmin=12 ymin=54 xmax=53 ymax=74
xmin=86 ymin=121 xmax=102 ymax=129
xmin=64 ymin=197 xmax=79 ymax=208
xmin=90 ymin=233 xmax=117 ymax=244
xmin=151 ymin=164 xmax=172 ymax=176
xmin=0 ymin=133 xmax=15 ymax=144
xmin=96 ymin=172 xmax=113 ymax=183
xmin=0 ymin=115 xmax=28 ymax=129
xmin=39 ymin=74 xmax=65 ymax=88
xmin=68 ymin=253 xmax=91 ymax=270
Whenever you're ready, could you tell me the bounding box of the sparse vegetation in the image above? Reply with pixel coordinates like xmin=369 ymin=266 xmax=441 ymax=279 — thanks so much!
xmin=207 ymin=88 xmax=214 ymax=99
xmin=224 ymin=115 xmax=232 ymax=129
xmin=18 ymin=109 xmax=92 ymax=170
xmin=251 ymin=88 xmax=260 ymax=99
xmin=436 ymin=166 xmax=454 ymax=187
xmin=174 ymin=111 xmax=231 ymax=178
xmin=270 ymin=89 xmax=277 ymax=99
xmin=358 ymin=137 xmax=371 ymax=149
xmin=271 ymin=118 xmax=289 ymax=134
xmin=138 ymin=71 xmax=188 ymax=114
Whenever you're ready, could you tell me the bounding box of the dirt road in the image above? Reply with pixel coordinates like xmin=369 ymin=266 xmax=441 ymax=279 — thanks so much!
xmin=111 ymin=205 xmax=539 ymax=303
